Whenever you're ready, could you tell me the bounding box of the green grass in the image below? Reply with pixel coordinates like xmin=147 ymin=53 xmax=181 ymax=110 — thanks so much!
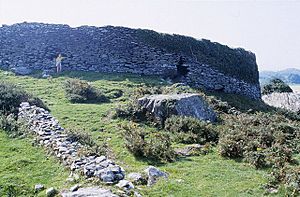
xmin=0 ymin=132 xmax=70 ymax=197
xmin=0 ymin=70 xmax=284 ymax=196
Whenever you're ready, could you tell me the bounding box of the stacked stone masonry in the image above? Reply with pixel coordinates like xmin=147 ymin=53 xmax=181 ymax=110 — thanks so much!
xmin=18 ymin=102 xmax=125 ymax=183
xmin=0 ymin=22 xmax=261 ymax=99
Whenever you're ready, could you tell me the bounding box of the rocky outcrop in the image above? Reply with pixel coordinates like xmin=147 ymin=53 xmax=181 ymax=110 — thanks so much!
xmin=18 ymin=102 xmax=125 ymax=184
xmin=262 ymin=93 xmax=300 ymax=113
xmin=0 ymin=22 xmax=261 ymax=99
xmin=137 ymin=93 xmax=217 ymax=123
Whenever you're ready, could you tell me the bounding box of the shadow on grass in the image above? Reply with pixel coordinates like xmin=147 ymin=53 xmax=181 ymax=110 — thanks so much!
xmin=51 ymin=70 xmax=166 ymax=85
xmin=131 ymin=154 xmax=194 ymax=167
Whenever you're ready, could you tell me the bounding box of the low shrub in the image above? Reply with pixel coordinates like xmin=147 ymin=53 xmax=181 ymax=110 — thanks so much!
xmin=218 ymin=132 xmax=244 ymax=158
xmin=111 ymin=101 xmax=156 ymax=124
xmin=0 ymin=81 xmax=46 ymax=138
xmin=164 ymin=116 xmax=218 ymax=144
xmin=63 ymin=79 xmax=108 ymax=103
xmin=122 ymin=123 xmax=175 ymax=162
xmin=0 ymin=81 xmax=48 ymax=116
xmin=277 ymin=108 xmax=300 ymax=121
xmin=269 ymin=166 xmax=300 ymax=196
xmin=218 ymin=113 xmax=300 ymax=169
xmin=262 ymin=78 xmax=293 ymax=95
xmin=0 ymin=114 xmax=20 ymax=137
xmin=105 ymin=89 xmax=123 ymax=99
xmin=132 ymin=85 xmax=162 ymax=100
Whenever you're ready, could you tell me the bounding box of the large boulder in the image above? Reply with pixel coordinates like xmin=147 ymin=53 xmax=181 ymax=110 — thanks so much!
xmin=262 ymin=92 xmax=300 ymax=113
xmin=137 ymin=93 xmax=216 ymax=123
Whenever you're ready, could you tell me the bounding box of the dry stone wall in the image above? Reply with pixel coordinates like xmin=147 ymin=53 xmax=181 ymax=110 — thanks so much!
xmin=18 ymin=102 xmax=125 ymax=184
xmin=0 ymin=22 xmax=261 ymax=99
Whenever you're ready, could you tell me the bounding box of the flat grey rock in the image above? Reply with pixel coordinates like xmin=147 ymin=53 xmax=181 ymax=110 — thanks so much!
xmin=262 ymin=92 xmax=300 ymax=113
xmin=174 ymin=144 xmax=203 ymax=156
xmin=137 ymin=93 xmax=217 ymax=123
xmin=116 ymin=180 xmax=134 ymax=190
xmin=11 ymin=66 xmax=33 ymax=75
xmin=61 ymin=187 xmax=118 ymax=197
xmin=144 ymin=166 xmax=168 ymax=186
xmin=127 ymin=173 xmax=147 ymax=185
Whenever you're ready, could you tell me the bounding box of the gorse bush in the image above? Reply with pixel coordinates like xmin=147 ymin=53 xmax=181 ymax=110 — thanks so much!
xmin=0 ymin=81 xmax=48 ymax=116
xmin=0 ymin=114 xmax=22 ymax=137
xmin=164 ymin=116 xmax=218 ymax=144
xmin=262 ymin=78 xmax=293 ymax=95
xmin=276 ymin=108 xmax=300 ymax=121
xmin=218 ymin=113 xmax=299 ymax=169
xmin=63 ymin=79 xmax=108 ymax=103
xmin=268 ymin=166 xmax=300 ymax=196
xmin=122 ymin=123 xmax=175 ymax=162
xmin=0 ymin=81 xmax=47 ymax=138
xmin=105 ymin=89 xmax=123 ymax=99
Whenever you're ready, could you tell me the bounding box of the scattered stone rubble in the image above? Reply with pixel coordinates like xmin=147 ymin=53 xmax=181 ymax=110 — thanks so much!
xmin=18 ymin=102 xmax=125 ymax=184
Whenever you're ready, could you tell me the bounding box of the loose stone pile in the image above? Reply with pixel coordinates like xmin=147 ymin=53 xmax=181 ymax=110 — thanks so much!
xmin=18 ymin=102 xmax=125 ymax=183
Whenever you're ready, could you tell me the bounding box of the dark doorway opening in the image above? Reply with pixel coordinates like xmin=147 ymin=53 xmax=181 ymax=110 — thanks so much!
xmin=176 ymin=57 xmax=189 ymax=77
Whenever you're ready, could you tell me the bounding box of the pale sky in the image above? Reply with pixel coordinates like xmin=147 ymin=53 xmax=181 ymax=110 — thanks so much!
xmin=0 ymin=0 xmax=299 ymax=71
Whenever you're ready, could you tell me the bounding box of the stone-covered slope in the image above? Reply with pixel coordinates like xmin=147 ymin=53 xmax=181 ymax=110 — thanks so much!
xmin=0 ymin=22 xmax=261 ymax=99
xmin=262 ymin=92 xmax=300 ymax=113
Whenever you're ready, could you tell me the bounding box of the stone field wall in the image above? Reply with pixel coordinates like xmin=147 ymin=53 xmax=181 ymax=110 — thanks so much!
xmin=0 ymin=22 xmax=261 ymax=99
xmin=18 ymin=102 xmax=125 ymax=184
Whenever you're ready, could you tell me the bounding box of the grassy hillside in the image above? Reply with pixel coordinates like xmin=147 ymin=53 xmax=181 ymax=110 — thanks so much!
xmin=0 ymin=70 xmax=290 ymax=196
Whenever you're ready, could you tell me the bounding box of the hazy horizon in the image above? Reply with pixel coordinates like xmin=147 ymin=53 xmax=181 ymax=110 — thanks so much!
xmin=0 ymin=0 xmax=299 ymax=71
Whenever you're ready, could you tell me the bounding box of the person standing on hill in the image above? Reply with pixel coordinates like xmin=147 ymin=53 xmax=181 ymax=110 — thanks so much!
xmin=55 ymin=54 xmax=65 ymax=73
